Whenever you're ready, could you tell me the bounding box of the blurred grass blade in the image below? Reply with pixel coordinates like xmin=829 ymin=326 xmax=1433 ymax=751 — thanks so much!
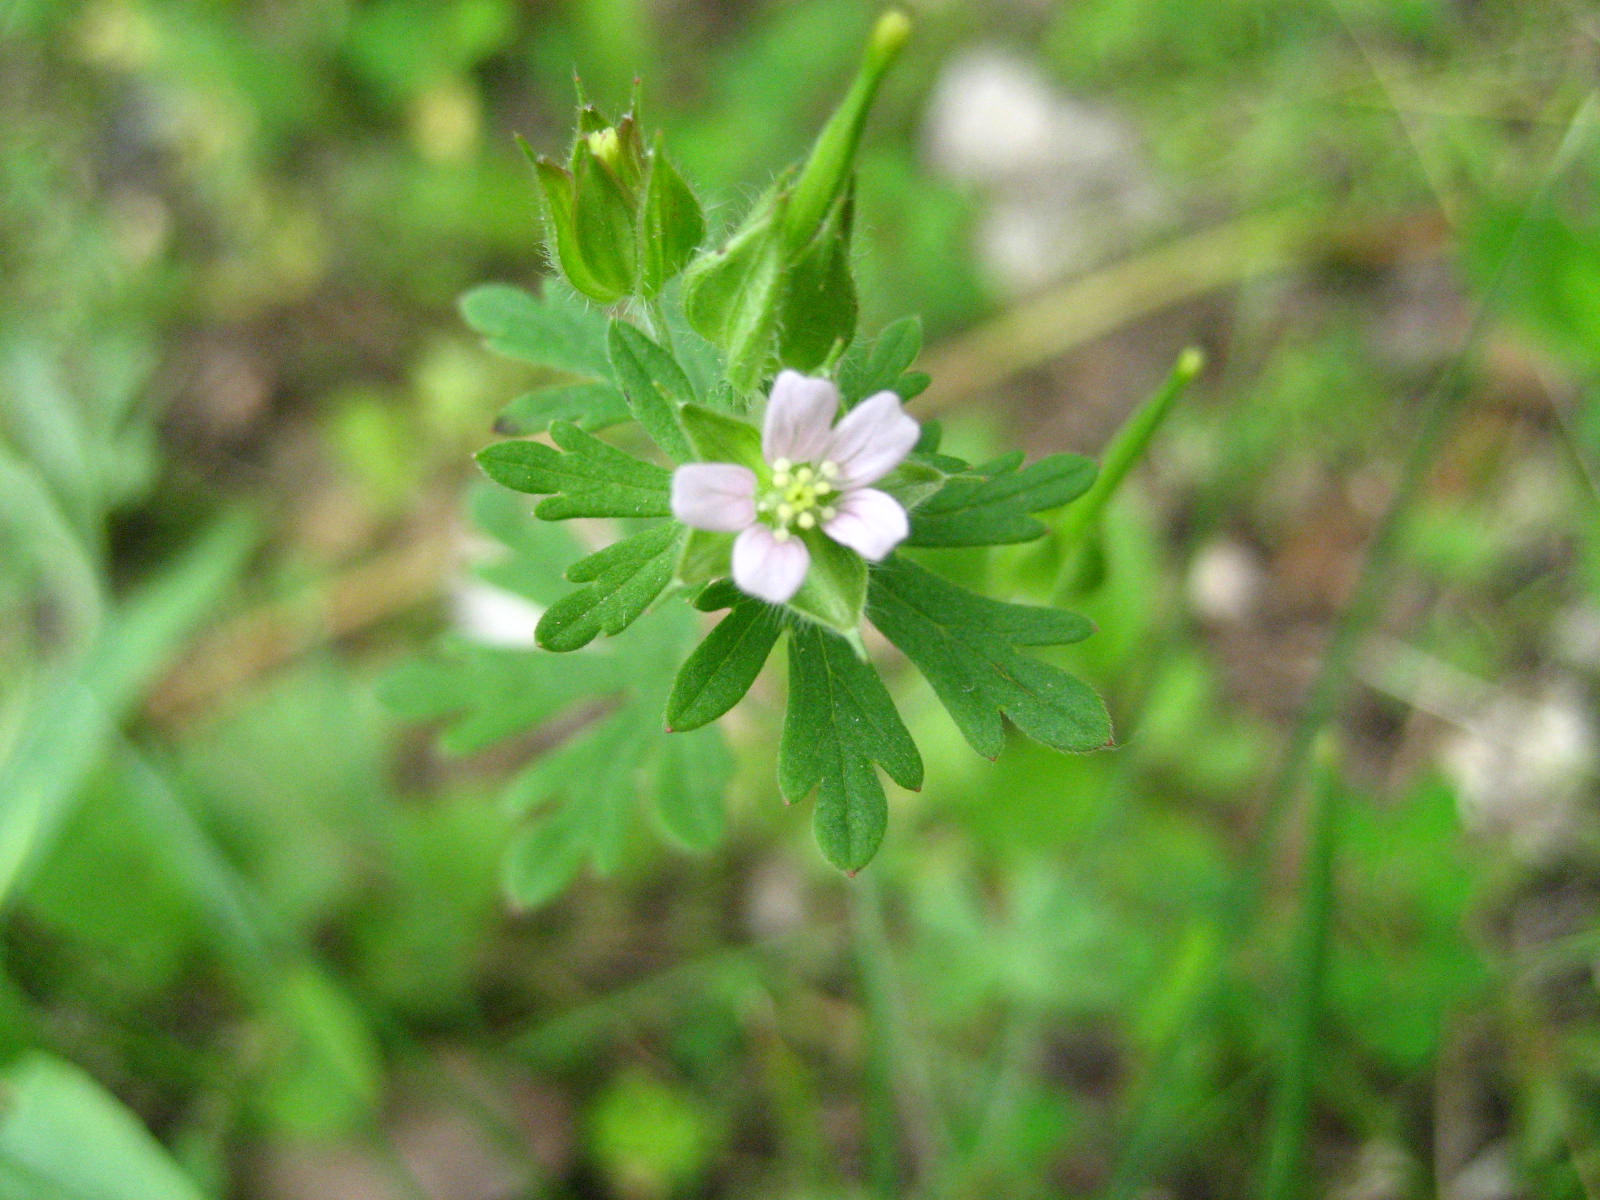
xmin=0 ymin=448 xmax=104 ymax=643
xmin=0 ymin=513 xmax=255 ymax=908
xmin=0 ymin=1053 xmax=210 ymax=1200
xmin=1257 ymin=734 xmax=1342 ymax=1200
xmin=1102 ymin=91 xmax=1600 ymax=1199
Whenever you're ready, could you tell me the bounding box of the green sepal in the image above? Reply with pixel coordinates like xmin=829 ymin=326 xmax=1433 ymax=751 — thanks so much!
xmin=780 ymin=624 xmax=922 ymax=873
xmin=682 ymin=175 xmax=792 ymax=391
xmin=575 ymin=101 xmax=611 ymax=139
xmin=571 ymin=138 xmax=638 ymax=300
xmin=535 ymin=523 xmax=683 ymax=652
xmin=868 ymin=555 xmax=1109 ymax=758
xmin=676 ymin=527 xmax=734 ymax=588
xmin=607 ymin=113 xmax=648 ymax=190
xmin=777 ymin=185 xmax=857 ymax=372
xmin=907 ymin=452 xmax=1097 ymax=547
xmin=535 ymin=156 xmax=624 ymax=306
xmin=786 ymin=533 xmax=867 ymax=638
xmin=666 ymin=599 xmax=784 ymax=731
xmin=607 ymin=321 xmax=693 ymax=460
xmin=894 ymin=371 xmax=931 ymax=401
xmin=678 ymin=403 xmax=763 ymax=470
xmin=638 ymin=131 xmax=705 ymax=296
xmin=476 ymin=422 xmax=672 ymax=519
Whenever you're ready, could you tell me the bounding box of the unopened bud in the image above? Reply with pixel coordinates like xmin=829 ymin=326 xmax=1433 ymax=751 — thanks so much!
xmin=783 ymin=8 xmax=911 ymax=250
xmin=585 ymin=127 xmax=622 ymax=171
xmin=527 ymin=87 xmax=704 ymax=304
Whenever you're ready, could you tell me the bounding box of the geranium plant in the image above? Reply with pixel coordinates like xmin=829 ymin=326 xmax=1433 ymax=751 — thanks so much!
xmin=389 ymin=10 xmax=1116 ymax=899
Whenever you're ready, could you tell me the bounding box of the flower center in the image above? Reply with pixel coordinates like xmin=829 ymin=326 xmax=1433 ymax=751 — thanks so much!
xmin=756 ymin=458 xmax=840 ymax=541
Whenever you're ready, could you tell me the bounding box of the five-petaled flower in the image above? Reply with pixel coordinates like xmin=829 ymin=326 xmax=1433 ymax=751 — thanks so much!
xmin=671 ymin=370 xmax=920 ymax=604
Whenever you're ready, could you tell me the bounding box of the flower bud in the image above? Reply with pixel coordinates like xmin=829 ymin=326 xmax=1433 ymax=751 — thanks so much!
xmin=682 ymin=11 xmax=908 ymax=384
xmin=527 ymin=90 xmax=704 ymax=304
xmin=782 ymin=9 xmax=910 ymax=252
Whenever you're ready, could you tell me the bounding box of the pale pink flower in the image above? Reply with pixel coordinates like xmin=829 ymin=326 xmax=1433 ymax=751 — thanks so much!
xmin=671 ymin=370 xmax=920 ymax=604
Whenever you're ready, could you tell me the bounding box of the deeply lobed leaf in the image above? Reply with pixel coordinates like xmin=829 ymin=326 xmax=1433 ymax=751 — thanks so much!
xmin=780 ymin=623 xmax=922 ymax=871
xmin=666 ymin=598 xmax=784 ymax=731
xmin=907 ymin=452 xmax=1097 ymax=547
xmin=867 ymin=555 xmax=1110 ymax=758
xmin=607 ymin=321 xmax=694 ymax=461
xmin=537 ymin=523 xmax=684 ymax=652
xmin=838 ymin=314 xmax=922 ymax=404
xmin=476 ymin=422 xmax=672 ymax=520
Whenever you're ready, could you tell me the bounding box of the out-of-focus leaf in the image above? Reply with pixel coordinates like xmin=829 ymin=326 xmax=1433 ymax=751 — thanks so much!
xmin=460 ymin=282 xmax=613 ymax=380
xmin=0 ymin=516 xmax=254 ymax=908
xmin=0 ymin=1054 xmax=209 ymax=1200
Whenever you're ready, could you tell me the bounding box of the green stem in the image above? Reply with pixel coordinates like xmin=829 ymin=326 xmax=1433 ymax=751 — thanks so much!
xmin=852 ymin=870 xmax=949 ymax=1195
xmin=1257 ymin=734 xmax=1341 ymax=1200
xmin=1049 ymin=347 xmax=1202 ymax=603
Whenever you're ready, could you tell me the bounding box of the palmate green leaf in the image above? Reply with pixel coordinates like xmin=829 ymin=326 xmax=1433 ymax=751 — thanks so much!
xmin=868 ymin=555 xmax=1109 ymax=759
xmin=495 ymin=382 xmax=631 ymax=437
xmin=607 ymin=321 xmax=694 ymax=461
xmin=666 ymin=597 xmax=784 ymax=731
xmin=460 ymin=282 xmax=612 ymax=379
xmin=379 ymin=637 xmax=623 ymax=754
xmin=382 ymin=498 xmax=733 ymax=909
xmin=780 ymin=623 xmax=922 ymax=872
xmin=498 ymin=607 xmax=733 ymax=906
xmin=537 ymin=523 xmax=684 ymax=652
xmin=461 ymin=280 xmax=632 ymax=435
xmin=477 ymin=421 xmax=671 ymax=519
xmin=907 ymin=451 xmax=1097 ymax=547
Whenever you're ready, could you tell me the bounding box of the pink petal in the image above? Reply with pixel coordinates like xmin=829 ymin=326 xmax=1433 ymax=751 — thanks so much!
xmin=671 ymin=463 xmax=757 ymax=532
xmin=823 ymin=487 xmax=908 ymax=561
xmin=732 ymin=524 xmax=810 ymax=603
xmin=821 ymin=390 xmax=920 ymax=487
xmin=763 ymin=370 xmax=840 ymax=464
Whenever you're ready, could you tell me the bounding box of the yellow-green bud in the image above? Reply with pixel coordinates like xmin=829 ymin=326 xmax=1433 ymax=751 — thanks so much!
xmin=585 ymin=127 xmax=622 ymax=171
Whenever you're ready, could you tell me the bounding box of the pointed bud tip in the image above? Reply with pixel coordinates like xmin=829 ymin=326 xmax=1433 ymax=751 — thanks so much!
xmin=1176 ymin=345 xmax=1205 ymax=380
xmin=869 ymin=10 xmax=912 ymax=63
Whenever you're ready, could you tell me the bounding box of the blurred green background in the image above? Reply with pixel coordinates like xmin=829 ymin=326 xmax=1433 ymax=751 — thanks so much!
xmin=3 ymin=0 xmax=1598 ymax=1197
